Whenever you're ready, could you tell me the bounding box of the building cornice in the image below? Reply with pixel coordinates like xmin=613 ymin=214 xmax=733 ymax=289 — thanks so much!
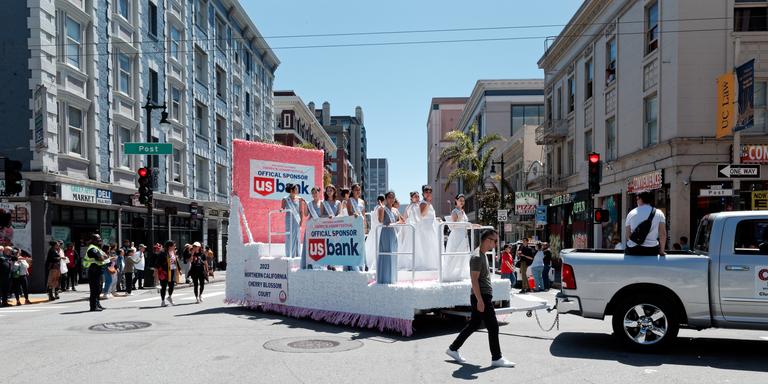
xmin=274 ymin=93 xmax=337 ymax=152
xmin=538 ymin=0 xmax=612 ymax=70
xmin=456 ymin=79 xmax=544 ymax=133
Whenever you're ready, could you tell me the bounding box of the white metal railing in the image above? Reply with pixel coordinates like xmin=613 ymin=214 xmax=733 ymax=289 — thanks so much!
xmin=374 ymin=222 xmax=416 ymax=284
xmin=267 ymin=209 xmax=293 ymax=258
xmin=438 ymin=222 xmax=475 ymax=283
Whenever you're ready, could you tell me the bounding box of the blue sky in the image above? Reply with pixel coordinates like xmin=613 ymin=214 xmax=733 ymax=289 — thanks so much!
xmin=244 ymin=0 xmax=583 ymax=200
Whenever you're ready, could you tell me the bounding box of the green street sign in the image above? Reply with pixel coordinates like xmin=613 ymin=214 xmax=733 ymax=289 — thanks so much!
xmin=123 ymin=142 xmax=173 ymax=155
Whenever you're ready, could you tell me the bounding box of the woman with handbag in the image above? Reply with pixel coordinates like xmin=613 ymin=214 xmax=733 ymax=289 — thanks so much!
xmin=155 ymin=240 xmax=181 ymax=307
xmin=101 ymin=245 xmax=118 ymax=299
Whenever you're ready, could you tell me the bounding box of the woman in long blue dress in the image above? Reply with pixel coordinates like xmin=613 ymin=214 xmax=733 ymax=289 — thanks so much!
xmin=301 ymin=187 xmax=323 ymax=269
xmin=281 ymin=184 xmax=303 ymax=258
xmin=377 ymin=191 xmax=399 ymax=284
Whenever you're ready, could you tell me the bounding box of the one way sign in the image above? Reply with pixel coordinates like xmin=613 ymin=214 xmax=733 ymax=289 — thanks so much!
xmin=717 ymin=164 xmax=761 ymax=179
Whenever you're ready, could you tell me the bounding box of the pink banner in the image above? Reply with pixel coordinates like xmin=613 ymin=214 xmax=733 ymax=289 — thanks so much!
xmin=233 ymin=140 xmax=324 ymax=243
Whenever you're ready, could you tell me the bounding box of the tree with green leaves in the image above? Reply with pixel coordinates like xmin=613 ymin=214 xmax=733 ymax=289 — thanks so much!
xmin=438 ymin=124 xmax=512 ymax=226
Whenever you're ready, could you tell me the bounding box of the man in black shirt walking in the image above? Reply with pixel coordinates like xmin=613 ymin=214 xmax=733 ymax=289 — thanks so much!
xmin=446 ymin=229 xmax=515 ymax=368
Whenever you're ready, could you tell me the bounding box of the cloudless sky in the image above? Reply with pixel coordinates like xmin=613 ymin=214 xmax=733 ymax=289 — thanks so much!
xmin=244 ymin=0 xmax=584 ymax=201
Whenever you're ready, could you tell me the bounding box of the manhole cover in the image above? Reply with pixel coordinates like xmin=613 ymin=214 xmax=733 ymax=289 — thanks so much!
xmin=264 ymin=337 xmax=363 ymax=353
xmin=89 ymin=321 xmax=152 ymax=332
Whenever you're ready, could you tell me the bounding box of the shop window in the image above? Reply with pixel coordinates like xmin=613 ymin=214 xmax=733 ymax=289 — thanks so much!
xmin=734 ymin=220 xmax=768 ymax=254
xmin=73 ymin=208 xmax=86 ymax=223
xmin=87 ymin=208 xmax=98 ymax=224
xmin=61 ymin=206 xmax=72 ymax=222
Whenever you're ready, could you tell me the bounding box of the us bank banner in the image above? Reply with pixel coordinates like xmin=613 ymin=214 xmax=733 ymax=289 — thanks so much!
xmin=232 ymin=140 xmax=324 ymax=243
xmin=305 ymin=216 xmax=366 ymax=267
xmin=249 ymin=160 xmax=315 ymax=202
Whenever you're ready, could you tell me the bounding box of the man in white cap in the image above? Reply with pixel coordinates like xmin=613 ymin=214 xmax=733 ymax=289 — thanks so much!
xmin=133 ymin=244 xmax=146 ymax=290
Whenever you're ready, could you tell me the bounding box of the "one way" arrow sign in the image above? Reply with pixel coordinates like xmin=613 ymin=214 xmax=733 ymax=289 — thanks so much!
xmin=717 ymin=164 xmax=761 ymax=179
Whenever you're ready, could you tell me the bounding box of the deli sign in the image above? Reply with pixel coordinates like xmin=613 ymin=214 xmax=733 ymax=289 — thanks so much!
xmin=249 ymin=159 xmax=315 ymax=201
xmin=627 ymin=170 xmax=663 ymax=193
xmin=741 ymin=144 xmax=768 ymax=164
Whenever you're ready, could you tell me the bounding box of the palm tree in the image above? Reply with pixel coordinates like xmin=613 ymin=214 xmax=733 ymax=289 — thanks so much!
xmin=437 ymin=123 xmax=503 ymax=196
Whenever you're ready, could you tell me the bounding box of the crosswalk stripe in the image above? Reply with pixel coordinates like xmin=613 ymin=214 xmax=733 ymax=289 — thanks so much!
xmin=129 ymin=294 xmax=192 ymax=303
xmin=0 ymin=309 xmax=41 ymax=313
xmin=179 ymin=291 xmax=225 ymax=301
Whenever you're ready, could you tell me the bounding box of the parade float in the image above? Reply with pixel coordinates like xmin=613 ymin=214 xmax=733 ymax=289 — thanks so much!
xmin=225 ymin=140 xmax=545 ymax=336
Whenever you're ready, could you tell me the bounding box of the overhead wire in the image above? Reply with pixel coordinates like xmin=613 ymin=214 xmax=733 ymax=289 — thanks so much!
xmin=22 ymin=15 xmax=732 ymax=49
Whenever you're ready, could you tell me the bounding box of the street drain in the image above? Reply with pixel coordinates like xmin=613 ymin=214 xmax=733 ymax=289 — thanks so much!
xmin=264 ymin=337 xmax=363 ymax=353
xmin=89 ymin=321 xmax=152 ymax=332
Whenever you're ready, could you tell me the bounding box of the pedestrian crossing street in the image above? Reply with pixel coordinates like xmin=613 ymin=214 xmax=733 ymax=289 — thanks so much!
xmin=0 ymin=283 xmax=227 ymax=317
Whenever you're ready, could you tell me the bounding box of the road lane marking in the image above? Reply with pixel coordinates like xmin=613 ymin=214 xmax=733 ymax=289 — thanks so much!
xmin=0 ymin=310 xmax=42 ymax=313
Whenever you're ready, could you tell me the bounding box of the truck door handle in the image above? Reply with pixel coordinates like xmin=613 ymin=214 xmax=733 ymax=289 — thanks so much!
xmin=725 ymin=265 xmax=751 ymax=271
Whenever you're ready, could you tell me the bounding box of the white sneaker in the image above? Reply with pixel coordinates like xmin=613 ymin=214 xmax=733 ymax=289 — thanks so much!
xmin=491 ymin=357 xmax=515 ymax=368
xmin=195 ymin=297 xmax=200 ymax=304
xmin=199 ymin=296 xmax=204 ymax=303
xmin=167 ymin=296 xmax=174 ymax=306
xmin=445 ymin=349 xmax=466 ymax=363
xmin=161 ymin=299 xmax=167 ymax=307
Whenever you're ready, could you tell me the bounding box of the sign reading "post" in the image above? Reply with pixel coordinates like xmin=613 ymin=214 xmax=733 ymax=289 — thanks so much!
xmin=123 ymin=142 xmax=173 ymax=155
xmin=717 ymin=164 xmax=761 ymax=179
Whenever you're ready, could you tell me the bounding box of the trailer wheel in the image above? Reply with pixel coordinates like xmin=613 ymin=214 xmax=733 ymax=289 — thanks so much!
xmin=611 ymin=295 xmax=679 ymax=352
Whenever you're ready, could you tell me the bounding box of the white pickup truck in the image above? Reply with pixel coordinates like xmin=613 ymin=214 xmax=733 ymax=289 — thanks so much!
xmin=556 ymin=211 xmax=768 ymax=350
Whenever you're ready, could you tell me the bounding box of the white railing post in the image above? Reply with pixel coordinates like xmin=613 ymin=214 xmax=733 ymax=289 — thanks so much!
xmin=268 ymin=209 xmax=291 ymax=258
xmin=438 ymin=221 xmax=473 ymax=283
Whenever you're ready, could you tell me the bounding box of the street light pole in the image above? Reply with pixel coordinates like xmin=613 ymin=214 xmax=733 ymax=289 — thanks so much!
xmin=142 ymin=94 xmax=169 ymax=288
xmin=491 ymin=155 xmax=506 ymax=244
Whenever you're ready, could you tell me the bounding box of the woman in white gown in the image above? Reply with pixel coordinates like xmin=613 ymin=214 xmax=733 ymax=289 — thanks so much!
xmin=414 ymin=185 xmax=440 ymax=271
xmin=364 ymin=194 xmax=385 ymax=271
xmin=443 ymin=194 xmax=471 ymax=281
xmin=397 ymin=191 xmax=421 ymax=270
xmin=337 ymin=187 xmax=351 ymax=217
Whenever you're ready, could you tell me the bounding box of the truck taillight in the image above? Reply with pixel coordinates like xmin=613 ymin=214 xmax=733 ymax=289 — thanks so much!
xmin=562 ymin=263 xmax=577 ymax=289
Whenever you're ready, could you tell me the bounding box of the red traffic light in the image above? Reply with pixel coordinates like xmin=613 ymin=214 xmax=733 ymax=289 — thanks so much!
xmin=593 ymin=208 xmax=610 ymax=224
xmin=588 ymin=152 xmax=600 ymax=164
xmin=137 ymin=167 xmax=148 ymax=177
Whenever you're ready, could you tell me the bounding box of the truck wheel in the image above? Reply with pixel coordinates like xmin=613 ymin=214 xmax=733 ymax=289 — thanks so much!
xmin=611 ymin=295 xmax=679 ymax=351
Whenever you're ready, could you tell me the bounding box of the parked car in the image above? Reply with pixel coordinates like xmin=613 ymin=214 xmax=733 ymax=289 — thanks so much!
xmin=556 ymin=211 xmax=768 ymax=351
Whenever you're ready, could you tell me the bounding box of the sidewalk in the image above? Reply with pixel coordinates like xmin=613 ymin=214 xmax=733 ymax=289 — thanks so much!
xmin=5 ymin=271 xmax=226 ymax=306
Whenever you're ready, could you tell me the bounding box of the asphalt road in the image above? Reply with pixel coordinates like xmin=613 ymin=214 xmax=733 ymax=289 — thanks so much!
xmin=1 ymin=277 xmax=766 ymax=384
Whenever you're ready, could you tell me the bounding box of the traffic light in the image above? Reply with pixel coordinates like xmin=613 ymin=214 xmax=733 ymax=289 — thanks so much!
xmin=593 ymin=208 xmax=610 ymax=224
xmin=588 ymin=152 xmax=601 ymax=196
xmin=137 ymin=167 xmax=153 ymax=204
xmin=4 ymin=158 xmax=23 ymax=196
